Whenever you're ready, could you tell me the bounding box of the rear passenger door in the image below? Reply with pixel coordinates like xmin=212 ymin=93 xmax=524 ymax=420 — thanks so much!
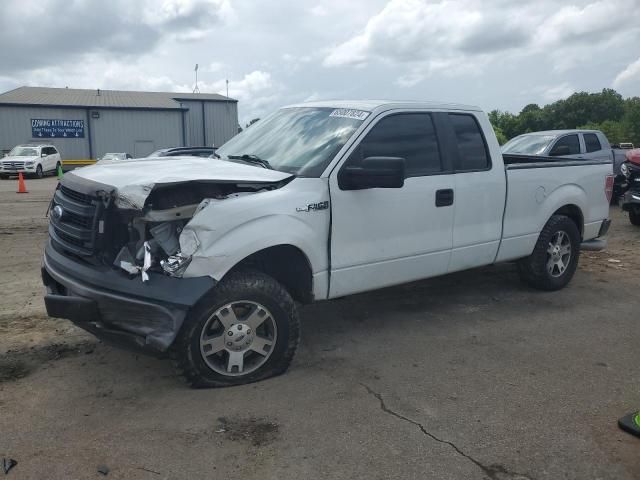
xmin=329 ymin=111 xmax=455 ymax=297
xmin=582 ymin=133 xmax=610 ymax=162
xmin=444 ymin=113 xmax=507 ymax=272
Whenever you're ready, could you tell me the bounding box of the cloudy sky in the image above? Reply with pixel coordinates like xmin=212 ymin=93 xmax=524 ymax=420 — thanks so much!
xmin=1 ymin=0 xmax=640 ymax=124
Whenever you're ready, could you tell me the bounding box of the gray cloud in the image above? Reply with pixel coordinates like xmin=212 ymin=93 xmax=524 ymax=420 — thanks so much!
xmin=0 ymin=0 xmax=228 ymax=72
xmin=1 ymin=0 xmax=640 ymax=126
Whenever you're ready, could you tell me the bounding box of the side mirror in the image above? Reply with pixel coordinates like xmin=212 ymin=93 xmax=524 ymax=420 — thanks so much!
xmin=339 ymin=156 xmax=406 ymax=190
xmin=41 ymin=152 xmax=47 ymax=157
xmin=550 ymin=145 xmax=571 ymax=156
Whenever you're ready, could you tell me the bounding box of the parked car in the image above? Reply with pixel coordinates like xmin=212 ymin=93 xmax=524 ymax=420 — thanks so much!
xmin=147 ymin=146 xmax=217 ymax=158
xmin=42 ymin=101 xmax=612 ymax=387
xmin=620 ymin=148 xmax=640 ymax=225
xmin=0 ymin=144 xmax=61 ymax=179
xmin=502 ymin=130 xmax=617 ymax=202
xmin=613 ymin=142 xmax=634 ymax=149
xmin=98 ymin=152 xmax=132 ymax=162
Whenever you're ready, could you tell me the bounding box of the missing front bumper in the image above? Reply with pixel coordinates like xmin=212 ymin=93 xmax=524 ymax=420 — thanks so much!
xmin=42 ymin=241 xmax=216 ymax=353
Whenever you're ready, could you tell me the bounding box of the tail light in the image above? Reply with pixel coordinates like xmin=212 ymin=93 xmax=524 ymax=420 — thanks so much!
xmin=605 ymin=175 xmax=614 ymax=203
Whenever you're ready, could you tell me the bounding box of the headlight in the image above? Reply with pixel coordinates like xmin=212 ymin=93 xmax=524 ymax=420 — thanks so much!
xmin=621 ymin=163 xmax=629 ymax=177
xmin=25 ymin=161 xmax=34 ymax=167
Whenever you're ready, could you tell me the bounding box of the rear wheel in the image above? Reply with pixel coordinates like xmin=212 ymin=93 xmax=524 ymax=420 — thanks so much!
xmin=630 ymin=209 xmax=640 ymax=226
xmin=517 ymin=215 xmax=581 ymax=291
xmin=35 ymin=164 xmax=43 ymax=179
xmin=172 ymin=269 xmax=300 ymax=388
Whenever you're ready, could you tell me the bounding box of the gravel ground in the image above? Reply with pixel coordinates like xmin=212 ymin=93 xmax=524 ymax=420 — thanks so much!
xmin=0 ymin=175 xmax=638 ymax=479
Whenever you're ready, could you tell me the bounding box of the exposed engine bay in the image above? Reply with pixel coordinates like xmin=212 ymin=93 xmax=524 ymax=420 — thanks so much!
xmin=49 ymin=177 xmax=290 ymax=283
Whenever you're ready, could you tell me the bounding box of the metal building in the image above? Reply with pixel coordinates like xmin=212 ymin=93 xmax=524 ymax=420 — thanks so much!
xmin=0 ymin=86 xmax=238 ymax=162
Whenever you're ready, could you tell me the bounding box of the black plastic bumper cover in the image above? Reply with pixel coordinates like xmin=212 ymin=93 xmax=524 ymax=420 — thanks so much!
xmin=42 ymin=240 xmax=216 ymax=353
xmin=621 ymin=189 xmax=640 ymax=211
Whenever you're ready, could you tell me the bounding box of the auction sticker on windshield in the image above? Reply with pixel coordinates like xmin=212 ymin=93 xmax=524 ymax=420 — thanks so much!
xmin=329 ymin=109 xmax=370 ymax=120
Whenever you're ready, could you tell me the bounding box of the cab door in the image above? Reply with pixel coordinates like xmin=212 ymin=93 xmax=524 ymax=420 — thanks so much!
xmin=328 ymin=111 xmax=455 ymax=297
xmin=548 ymin=133 xmax=583 ymax=159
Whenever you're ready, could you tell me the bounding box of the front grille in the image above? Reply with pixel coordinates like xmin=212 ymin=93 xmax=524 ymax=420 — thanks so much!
xmin=49 ymin=185 xmax=102 ymax=256
xmin=59 ymin=185 xmax=93 ymax=204
xmin=2 ymin=161 xmax=25 ymax=170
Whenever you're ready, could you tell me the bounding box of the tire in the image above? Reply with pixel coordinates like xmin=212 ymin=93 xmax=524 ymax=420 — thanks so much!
xmin=0 ymin=175 xmax=7 ymax=180
xmin=517 ymin=215 xmax=581 ymax=291
xmin=35 ymin=164 xmax=43 ymax=179
xmin=172 ymin=269 xmax=300 ymax=388
xmin=630 ymin=210 xmax=640 ymax=226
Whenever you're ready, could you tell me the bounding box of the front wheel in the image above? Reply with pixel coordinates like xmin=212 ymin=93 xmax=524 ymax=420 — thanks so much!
xmin=517 ymin=215 xmax=581 ymax=291
xmin=630 ymin=209 xmax=640 ymax=226
xmin=172 ymin=269 xmax=300 ymax=388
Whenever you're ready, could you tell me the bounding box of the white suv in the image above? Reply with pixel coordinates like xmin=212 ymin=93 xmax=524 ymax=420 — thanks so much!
xmin=0 ymin=144 xmax=62 ymax=179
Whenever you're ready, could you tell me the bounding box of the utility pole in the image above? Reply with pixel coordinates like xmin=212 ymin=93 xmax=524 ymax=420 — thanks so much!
xmin=193 ymin=64 xmax=200 ymax=93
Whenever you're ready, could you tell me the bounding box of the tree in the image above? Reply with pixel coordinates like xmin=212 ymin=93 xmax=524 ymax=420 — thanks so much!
xmin=246 ymin=118 xmax=260 ymax=128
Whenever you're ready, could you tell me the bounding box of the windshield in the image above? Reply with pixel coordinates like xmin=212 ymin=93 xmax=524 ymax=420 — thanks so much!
xmin=216 ymin=107 xmax=368 ymax=176
xmin=502 ymin=134 xmax=556 ymax=155
xmin=9 ymin=146 xmax=39 ymax=157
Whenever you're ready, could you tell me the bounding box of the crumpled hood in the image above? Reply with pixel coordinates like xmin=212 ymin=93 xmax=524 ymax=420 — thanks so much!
xmin=67 ymin=156 xmax=293 ymax=209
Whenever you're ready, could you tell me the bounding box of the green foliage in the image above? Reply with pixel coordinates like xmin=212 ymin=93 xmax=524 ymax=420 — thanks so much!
xmin=490 ymin=88 xmax=640 ymax=145
xmin=492 ymin=125 xmax=508 ymax=145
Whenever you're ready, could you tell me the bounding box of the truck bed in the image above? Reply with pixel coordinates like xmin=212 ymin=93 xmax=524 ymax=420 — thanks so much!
xmin=496 ymin=154 xmax=612 ymax=263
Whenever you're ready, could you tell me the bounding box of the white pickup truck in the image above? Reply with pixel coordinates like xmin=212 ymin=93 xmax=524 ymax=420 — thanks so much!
xmin=42 ymin=101 xmax=613 ymax=387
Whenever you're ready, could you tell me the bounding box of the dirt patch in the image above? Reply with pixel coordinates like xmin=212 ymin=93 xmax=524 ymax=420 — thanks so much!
xmin=0 ymin=341 xmax=96 ymax=383
xmin=217 ymin=417 xmax=279 ymax=447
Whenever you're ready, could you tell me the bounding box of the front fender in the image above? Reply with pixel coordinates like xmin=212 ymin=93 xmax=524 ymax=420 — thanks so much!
xmin=179 ymin=177 xmax=330 ymax=282
xmin=183 ymin=214 xmax=326 ymax=279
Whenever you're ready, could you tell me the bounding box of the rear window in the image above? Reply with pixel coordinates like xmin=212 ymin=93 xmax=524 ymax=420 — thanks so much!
xmin=448 ymin=114 xmax=490 ymax=171
xmin=584 ymin=133 xmax=602 ymax=153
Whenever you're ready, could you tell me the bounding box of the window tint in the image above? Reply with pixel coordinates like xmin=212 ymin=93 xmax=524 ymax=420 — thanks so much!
xmin=349 ymin=113 xmax=442 ymax=176
xmin=551 ymin=134 xmax=580 ymax=155
xmin=42 ymin=148 xmax=50 ymax=155
xmin=584 ymin=133 xmax=601 ymax=153
xmin=448 ymin=114 xmax=490 ymax=171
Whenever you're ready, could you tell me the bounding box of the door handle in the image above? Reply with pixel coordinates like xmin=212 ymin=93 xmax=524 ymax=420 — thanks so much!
xmin=435 ymin=189 xmax=454 ymax=207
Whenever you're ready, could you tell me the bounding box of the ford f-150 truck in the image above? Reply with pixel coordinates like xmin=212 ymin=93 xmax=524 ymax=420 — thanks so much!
xmin=42 ymin=101 xmax=613 ymax=387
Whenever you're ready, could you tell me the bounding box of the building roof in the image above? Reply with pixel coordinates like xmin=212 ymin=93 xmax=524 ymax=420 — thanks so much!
xmin=0 ymin=86 xmax=236 ymax=110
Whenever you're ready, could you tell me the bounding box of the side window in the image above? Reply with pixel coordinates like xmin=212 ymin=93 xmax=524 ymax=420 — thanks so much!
xmin=448 ymin=114 xmax=490 ymax=171
xmin=348 ymin=113 xmax=442 ymax=177
xmin=551 ymin=134 xmax=580 ymax=155
xmin=51 ymin=147 xmax=58 ymax=155
xmin=584 ymin=133 xmax=601 ymax=153
xmin=41 ymin=148 xmax=49 ymax=156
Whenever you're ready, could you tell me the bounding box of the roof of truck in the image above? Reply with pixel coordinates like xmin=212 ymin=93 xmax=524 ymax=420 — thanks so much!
xmin=517 ymin=129 xmax=602 ymax=136
xmin=283 ymin=100 xmax=483 ymax=112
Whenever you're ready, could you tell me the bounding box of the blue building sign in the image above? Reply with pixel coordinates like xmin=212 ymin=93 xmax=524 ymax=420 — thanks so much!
xmin=31 ymin=119 xmax=85 ymax=138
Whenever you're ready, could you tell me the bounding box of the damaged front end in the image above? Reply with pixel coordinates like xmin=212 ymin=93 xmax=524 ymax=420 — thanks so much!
xmin=43 ymin=171 xmax=290 ymax=352
xmin=52 ymin=176 xmax=284 ymax=282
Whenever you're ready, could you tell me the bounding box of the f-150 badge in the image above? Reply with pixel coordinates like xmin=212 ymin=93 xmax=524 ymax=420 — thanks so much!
xmin=296 ymin=201 xmax=329 ymax=212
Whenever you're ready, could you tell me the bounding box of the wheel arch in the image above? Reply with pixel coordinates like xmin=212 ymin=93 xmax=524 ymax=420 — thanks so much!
xmin=224 ymin=244 xmax=315 ymax=304
xmin=552 ymin=204 xmax=584 ymax=238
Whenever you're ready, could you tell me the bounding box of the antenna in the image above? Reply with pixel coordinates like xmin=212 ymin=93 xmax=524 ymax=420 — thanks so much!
xmin=226 ymin=79 xmax=229 ymax=98
xmin=193 ymin=64 xmax=200 ymax=93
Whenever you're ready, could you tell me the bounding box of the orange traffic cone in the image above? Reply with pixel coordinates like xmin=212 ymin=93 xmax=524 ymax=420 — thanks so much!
xmin=17 ymin=172 xmax=28 ymax=194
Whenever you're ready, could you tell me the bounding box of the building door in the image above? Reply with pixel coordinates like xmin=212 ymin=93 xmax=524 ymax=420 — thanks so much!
xmin=134 ymin=141 xmax=155 ymax=158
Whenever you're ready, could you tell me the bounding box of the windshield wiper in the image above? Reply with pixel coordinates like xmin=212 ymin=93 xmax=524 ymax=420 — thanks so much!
xmin=226 ymin=154 xmax=273 ymax=170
